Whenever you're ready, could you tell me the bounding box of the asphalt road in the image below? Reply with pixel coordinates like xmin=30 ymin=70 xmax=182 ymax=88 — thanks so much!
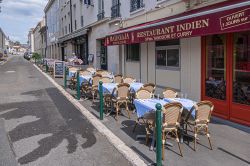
xmin=0 ymin=56 xmax=132 ymax=166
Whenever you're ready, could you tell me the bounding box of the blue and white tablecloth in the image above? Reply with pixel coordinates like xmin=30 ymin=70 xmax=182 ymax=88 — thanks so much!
xmin=134 ymin=99 xmax=168 ymax=118
xmin=79 ymin=75 xmax=92 ymax=85
xmin=101 ymin=83 xmax=118 ymax=94
xmin=68 ymin=71 xmax=76 ymax=78
xmin=130 ymin=82 xmax=144 ymax=93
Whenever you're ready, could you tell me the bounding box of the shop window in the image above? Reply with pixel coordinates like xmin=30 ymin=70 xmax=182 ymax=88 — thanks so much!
xmin=156 ymin=39 xmax=180 ymax=69
xmin=126 ymin=43 xmax=140 ymax=61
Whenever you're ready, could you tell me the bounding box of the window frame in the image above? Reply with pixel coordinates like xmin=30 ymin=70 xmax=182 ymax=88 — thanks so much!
xmin=155 ymin=45 xmax=181 ymax=70
xmin=126 ymin=43 xmax=140 ymax=62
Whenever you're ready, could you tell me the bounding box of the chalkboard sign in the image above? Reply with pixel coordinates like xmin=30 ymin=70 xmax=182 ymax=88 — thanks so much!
xmin=54 ymin=61 xmax=64 ymax=78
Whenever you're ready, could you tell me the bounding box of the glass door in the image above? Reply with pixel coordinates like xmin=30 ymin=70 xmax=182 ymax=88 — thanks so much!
xmin=230 ymin=31 xmax=250 ymax=125
xmin=204 ymin=34 xmax=229 ymax=118
xmin=100 ymin=39 xmax=107 ymax=70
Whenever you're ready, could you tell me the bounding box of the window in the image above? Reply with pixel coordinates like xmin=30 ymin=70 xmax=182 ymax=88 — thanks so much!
xmin=68 ymin=24 xmax=70 ymax=33
xmin=75 ymin=20 xmax=77 ymax=30
xmin=156 ymin=39 xmax=180 ymax=69
xmin=97 ymin=0 xmax=104 ymax=21
xmin=65 ymin=26 xmax=67 ymax=34
xmin=130 ymin=0 xmax=144 ymax=12
xmin=111 ymin=0 xmax=120 ymax=19
xmin=81 ymin=16 xmax=84 ymax=27
xmin=84 ymin=0 xmax=93 ymax=6
xmin=126 ymin=44 xmax=140 ymax=61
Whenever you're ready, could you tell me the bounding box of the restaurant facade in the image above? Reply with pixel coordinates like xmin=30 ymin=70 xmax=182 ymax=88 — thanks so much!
xmin=106 ymin=0 xmax=250 ymax=126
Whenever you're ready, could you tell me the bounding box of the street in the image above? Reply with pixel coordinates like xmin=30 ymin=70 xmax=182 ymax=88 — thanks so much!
xmin=0 ymin=56 xmax=131 ymax=166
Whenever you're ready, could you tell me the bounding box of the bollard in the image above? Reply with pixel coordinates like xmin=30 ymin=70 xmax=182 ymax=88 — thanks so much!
xmin=76 ymin=70 xmax=81 ymax=100
xmin=64 ymin=66 xmax=67 ymax=89
xmin=155 ymin=103 xmax=162 ymax=166
xmin=45 ymin=61 xmax=48 ymax=73
xmin=99 ymin=81 xmax=104 ymax=120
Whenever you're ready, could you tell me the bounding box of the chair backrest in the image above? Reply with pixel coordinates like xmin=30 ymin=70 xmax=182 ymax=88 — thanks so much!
xmin=101 ymin=70 xmax=110 ymax=77
xmin=117 ymin=83 xmax=130 ymax=99
xmin=195 ymin=101 xmax=214 ymax=123
xmin=79 ymin=70 xmax=91 ymax=76
xmin=68 ymin=67 xmax=78 ymax=72
xmin=136 ymin=88 xmax=152 ymax=99
xmin=123 ymin=77 xmax=135 ymax=84
xmin=101 ymin=77 xmax=112 ymax=83
xmin=163 ymin=88 xmax=178 ymax=98
xmin=114 ymin=74 xmax=123 ymax=83
xmin=92 ymin=74 xmax=102 ymax=86
xmin=162 ymin=103 xmax=183 ymax=127
xmin=96 ymin=69 xmax=104 ymax=75
xmin=143 ymin=83 xmax=156 ymax=94
xmin=86 ymin=66 xmax=95 ymax=73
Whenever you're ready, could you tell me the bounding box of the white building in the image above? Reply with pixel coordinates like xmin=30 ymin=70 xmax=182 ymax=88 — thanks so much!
xmin=28 ymin=28 xmax=35 ymax=53
xmin=44 ymin=0 xmax=60 ymax=59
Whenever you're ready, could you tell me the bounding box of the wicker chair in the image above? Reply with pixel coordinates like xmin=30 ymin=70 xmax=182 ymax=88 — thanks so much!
xmin=68 ymin=67 xmax=78 ymax=89
xmin=79 ymin=70 xmax=91 ymax=76
xmin=133 ymin=88 xmax=153 ymax=143
xmin=114 ymin=74 xmax=123 ymax=84
xmin=162 ymin=103 xmax=183 ymax=159
xmin=143 ymin=83 xmax=156 ymax=97
xmin=100 ymin=77 xmax=112 ymax=83
xmin=163 ymin=88 xmax=178 ymax=98
xmin=96 ymin=69 xmax=104 ymax=75
xmin=185 ymin=101 xmax=214 ymax=151
xmin=112 ymin=83 xmax=131 ymax=120
xmin=88 ymin=74 xmax=102 ymax=103
xmin=100 ymin=70 xmax=110 ymax=77
xmin=86 ymin=66 xmax=95 ymax=73
xmin=123 ymin=77 xmax=136 ymax=84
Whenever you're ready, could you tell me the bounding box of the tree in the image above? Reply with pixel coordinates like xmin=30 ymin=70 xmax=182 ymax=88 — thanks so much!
xmin=14 ymin=41 xmax=20 ymax=46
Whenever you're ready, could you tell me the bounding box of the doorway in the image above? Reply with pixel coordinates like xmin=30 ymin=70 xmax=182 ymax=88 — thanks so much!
xmin=202 ymin=32 xmax=250 ymax=126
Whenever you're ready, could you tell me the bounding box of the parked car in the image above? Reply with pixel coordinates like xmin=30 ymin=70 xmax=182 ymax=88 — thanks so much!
xmin=23 ymin=52 xmax=32 ymax=60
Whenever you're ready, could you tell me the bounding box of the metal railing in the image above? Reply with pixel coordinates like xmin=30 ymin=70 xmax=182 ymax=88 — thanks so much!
xmin=97 ymin=10 xmax=105 ymax=21
xmin=111 ymin=3 xmax=121 ymax=19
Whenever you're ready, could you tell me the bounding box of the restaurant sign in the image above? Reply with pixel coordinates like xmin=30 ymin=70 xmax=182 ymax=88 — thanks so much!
xmin=106 ymin=6 xmax=250 ymax=46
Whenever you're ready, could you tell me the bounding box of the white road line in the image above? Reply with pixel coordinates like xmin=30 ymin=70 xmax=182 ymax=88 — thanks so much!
xmin=33 ymin=64 xmax=147 ymax=166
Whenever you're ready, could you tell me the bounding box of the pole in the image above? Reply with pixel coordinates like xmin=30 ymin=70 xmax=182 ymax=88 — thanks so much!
xmin=155 ymin=103 xmax=162 ymax=166
xmin=99 ymin=81 xmax=104 ymax=120
xmin=76 ymin=70 xmax=80 ymax=100
xmin=64 ymin=66 xmax=67 ymax=89
xmin=45 ymin=60 xmax=48 ymax=73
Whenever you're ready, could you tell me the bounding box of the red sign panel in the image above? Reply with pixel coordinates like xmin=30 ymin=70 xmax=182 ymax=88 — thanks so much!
xmin=106 ymin=5 xmax=250 ymax=46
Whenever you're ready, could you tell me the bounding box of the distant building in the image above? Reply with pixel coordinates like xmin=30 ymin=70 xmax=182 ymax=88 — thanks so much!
xmin=28 ymin=28 xmax=35 ymax=53
xmin=44 ymin=0 xmax=60 ymax=60
xmin=0 ymin=27 xmax=6 ymax=51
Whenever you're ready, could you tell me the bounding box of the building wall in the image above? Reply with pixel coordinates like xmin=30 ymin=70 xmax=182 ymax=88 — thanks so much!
xmin=34 ymin=23 xmax=42 ymax=55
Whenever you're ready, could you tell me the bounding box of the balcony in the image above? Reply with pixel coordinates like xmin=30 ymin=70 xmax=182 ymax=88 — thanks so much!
xmin=130 ymin=0 xmax=144 ymax=13
xmin=185 ymin=0 xmax=211 ymax=9
xmin=97 ymin=10 xmax=105 ymax=21
xmin=111 ymin=3 xmax=121 ymax=19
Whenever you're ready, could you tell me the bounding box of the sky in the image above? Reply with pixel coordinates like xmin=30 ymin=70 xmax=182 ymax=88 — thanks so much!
xmin=0 ymin=0 xmax=48 ymax=44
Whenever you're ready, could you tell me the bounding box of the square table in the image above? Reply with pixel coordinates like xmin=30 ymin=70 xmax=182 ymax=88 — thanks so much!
xmin=130 ymin=82 xmax=144 ymax=93
xmin=68 ymin=71 xmax=76 ymax=78
xmin=79 ymin=75 xmax=92 ymax=85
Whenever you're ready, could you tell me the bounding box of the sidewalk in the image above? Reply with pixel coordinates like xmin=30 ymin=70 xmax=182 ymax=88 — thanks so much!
xmin=43 ymin=65 xmax=250 ymax=166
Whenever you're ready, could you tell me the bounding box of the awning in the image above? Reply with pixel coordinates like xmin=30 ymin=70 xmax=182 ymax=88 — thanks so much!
xmin=105 ymin=0 xmax=250 ymax=46
xmin=58 ymin=28 xmax=88 ymax=43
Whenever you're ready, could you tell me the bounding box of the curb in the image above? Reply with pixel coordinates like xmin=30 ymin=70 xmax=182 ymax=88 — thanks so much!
xmin=33 ymin=64 xmax=147 ymax=166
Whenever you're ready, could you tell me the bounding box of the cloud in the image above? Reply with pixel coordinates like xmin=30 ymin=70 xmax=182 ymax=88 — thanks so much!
xmin=0 ymin=0 xmax=48 ymax=43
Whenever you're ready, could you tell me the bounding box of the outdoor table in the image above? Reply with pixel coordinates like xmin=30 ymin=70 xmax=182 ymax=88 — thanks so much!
xmin=129 ymin=82 xmax=144 ymax=93
xmin=68 ymin=70 xmax=77 ymax=78
xmin=79 ymin=75 xmax=92 ymax=85
xmin=206 ymin=80 xmax=222 ymax=87
xmin=101 ymin=83 xmax=118 ymax=94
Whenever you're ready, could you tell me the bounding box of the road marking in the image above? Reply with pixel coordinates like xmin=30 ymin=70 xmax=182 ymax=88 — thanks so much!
xmin=33 ymin=64 xmax=147 ymax=166
xmin=5 ymin=70 xmax=16 ymax=73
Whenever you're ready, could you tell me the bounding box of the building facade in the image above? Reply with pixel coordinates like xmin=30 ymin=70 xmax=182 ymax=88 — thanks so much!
xmin=44 ymin=0 xmax=250 ymax=126
xmin=33 ymin=18 xmax=46 ymax=57
xmin=0 ymin=27 xmax=6 ymax=51
xmin=44 ymin=0 xmax=60 ymax=60
xmin=28 ymin=28 xmax=35 ymax=53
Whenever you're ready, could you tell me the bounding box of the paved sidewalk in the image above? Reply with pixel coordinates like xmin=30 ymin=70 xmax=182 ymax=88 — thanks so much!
xmin=0 ymin=56 xmax=132 ymax=166
xmin=51 ymin=66 xmax=250 ymax=166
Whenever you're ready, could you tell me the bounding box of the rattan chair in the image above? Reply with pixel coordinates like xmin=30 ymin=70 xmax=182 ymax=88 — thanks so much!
xmin=133 ymin=88 xmax=153 ymax=141
xmin=86 ymin=66 xmax=95 ymax=73
xmin=95 ymin=69 xmax=104 ymax=75
xmin=162 ymin=103 xmax=183 ymax=159
xmin=143 ymin=83 xmax=156 ymax=97
xmin=100 ymin=77 xmax=112 ymax=83
xmin=114 ymin=74 xmax=123 ymax=84
xmin=100 ymin=70 xmax=110 ymax=77
xmin=79 ymin=70 xmax=91 ymax=76
xmin=112 ymin=83 xmax=131 ymax=120
xmin=123 ymin=77 xmax=136 ymax=84
xmin=88 ymin=74 xmax=102 ymax=103
xmin=163 ymin=88 xmax=178 ymax=98
xmin=185 ymin=101 xmax=214 ymax=151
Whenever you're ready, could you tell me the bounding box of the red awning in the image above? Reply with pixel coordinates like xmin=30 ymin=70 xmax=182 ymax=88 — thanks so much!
xmin=106 ymin=0 xmax=250 ymax=46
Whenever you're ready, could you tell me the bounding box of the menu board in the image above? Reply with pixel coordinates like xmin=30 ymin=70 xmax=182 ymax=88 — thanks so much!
xmin=54 ymin=61 xmax=64 ymax=78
